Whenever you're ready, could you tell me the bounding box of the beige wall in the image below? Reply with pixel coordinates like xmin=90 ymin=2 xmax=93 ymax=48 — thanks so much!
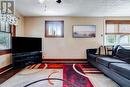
xmin=0 ymin=54 xmax=11 ymax=69
xmin=104 ymin=16 xmax=130 ymax=20
xmin=24 ymin=17 xmax=104 ymax=59
xmin=1 ymin=15 xmax=130 ymax=69
xmin=15 ymin=11 xmax=24 ymax=36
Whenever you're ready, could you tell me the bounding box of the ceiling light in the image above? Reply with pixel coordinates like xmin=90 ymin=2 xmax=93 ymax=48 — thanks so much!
xmin=38 ymin=0 xmax=45 ymax=4
xmin=56 ymin=0 xmax=62 ymax=4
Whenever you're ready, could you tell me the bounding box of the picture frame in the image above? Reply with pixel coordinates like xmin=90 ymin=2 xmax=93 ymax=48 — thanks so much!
xmin=72 ymin=25 xmax=96 ymax=38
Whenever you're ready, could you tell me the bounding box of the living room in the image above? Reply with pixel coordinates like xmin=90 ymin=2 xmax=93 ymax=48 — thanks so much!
xmin=0 ymin=0 xmax=130 ymax=87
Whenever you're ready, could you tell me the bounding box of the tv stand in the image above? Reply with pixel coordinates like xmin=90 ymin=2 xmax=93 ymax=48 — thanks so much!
xmin=12 ymin=51 xmax=42 ymax=69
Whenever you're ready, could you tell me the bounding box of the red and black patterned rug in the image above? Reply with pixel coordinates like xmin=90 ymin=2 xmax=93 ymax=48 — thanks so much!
xmin=25 ymin=63 xmax=93 ymax=87
xmin=1 ymin=63 xmax=119 ymax=87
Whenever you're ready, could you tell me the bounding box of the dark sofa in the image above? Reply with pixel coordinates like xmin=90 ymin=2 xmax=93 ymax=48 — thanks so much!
xmin=87 ymin=45 xmax=130 ymax=87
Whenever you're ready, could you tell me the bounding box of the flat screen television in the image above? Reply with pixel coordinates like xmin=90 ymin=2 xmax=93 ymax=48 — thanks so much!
xmin=12 ymin=37 xmax=42 ymax=53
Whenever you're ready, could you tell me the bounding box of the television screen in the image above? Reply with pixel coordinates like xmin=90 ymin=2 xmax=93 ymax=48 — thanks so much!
xmin=12 ymin=37 xmax=42 ymax=53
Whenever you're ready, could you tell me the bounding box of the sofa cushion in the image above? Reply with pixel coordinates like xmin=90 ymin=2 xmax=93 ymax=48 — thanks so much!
xmin=116 ymin=46 xmax=130 ymax=63
xmin=112 ymin=45 xmax=120 ymax=56
xmin=88 ymin=54 xmax=109 ymax=62
xmin=96 ymin=57 xmax=125 ymax=67
xmin=110 ymin=63 xmax=130 ymax=80
xmin=88 ymin=54 xmax=97 ymax=61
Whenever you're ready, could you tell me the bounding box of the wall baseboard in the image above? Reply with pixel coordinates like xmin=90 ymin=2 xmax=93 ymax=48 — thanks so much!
xmin=42 ymin=59 xmax=88 ymax=63
xmin=0 ymin=64 xmax=12 ymax=74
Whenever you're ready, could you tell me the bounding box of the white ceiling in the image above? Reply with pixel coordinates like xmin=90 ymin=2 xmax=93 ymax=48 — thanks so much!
xmin=15 ymin=0 xmax=130 ymax=16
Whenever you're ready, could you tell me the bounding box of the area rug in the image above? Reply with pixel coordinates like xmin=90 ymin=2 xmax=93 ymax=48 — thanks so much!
xmin=80 ymin=63 xmax=120 ymax=87
xmin=0 ymin=63 xmax=119 ymax=87
xmin=80 ymin=63 xmax=103 ymax=74
xmin=0 ymin=64 xmax=93 ymax=87
xmin=63 ymin=64 xmax=93 ymax=87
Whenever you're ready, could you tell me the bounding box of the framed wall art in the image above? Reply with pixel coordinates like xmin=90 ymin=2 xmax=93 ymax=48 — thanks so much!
xmin=73 ymin=25 xmax=96 ymax=38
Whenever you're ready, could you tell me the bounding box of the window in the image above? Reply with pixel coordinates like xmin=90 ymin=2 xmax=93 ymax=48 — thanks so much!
xmin=0 ymin=23 xmax=15 ymax=55
xmin=0 ymin=32 xmax=11 ymax=50
xmin=105 ymin=20 xmax=130 ymax=46
xmin=45 ymin=21 xmax=64 ymax=37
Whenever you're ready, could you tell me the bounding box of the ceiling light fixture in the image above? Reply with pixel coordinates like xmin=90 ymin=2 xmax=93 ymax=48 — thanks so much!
xmin=39 ymin=0 xmax=62 ymax=4
xmin=38 ymin=0 xmax=45 ymax=4
xmin=56 ymin=0 xmax=62 ymax=4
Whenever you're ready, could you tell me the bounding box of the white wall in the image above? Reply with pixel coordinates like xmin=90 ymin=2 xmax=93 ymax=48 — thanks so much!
xmin=24 ymin=17 xmax=104 ymax=59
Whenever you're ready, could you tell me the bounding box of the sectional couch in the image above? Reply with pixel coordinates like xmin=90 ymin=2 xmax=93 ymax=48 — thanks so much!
xmin=87 ymin=45 xmax=130 ymax=87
